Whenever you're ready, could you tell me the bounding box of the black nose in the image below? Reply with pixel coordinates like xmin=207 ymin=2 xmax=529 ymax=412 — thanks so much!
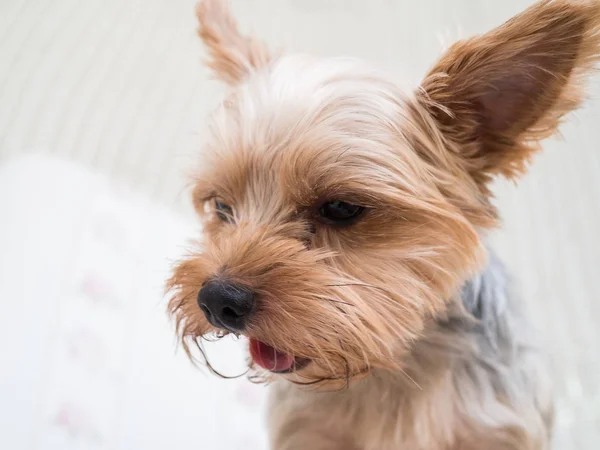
xmin=197 ymin=280 xmax=255 ymax=332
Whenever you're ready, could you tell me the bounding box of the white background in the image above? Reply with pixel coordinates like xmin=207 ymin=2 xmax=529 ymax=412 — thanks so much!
xmin=0 ymin=0 xmax=599 ymax=448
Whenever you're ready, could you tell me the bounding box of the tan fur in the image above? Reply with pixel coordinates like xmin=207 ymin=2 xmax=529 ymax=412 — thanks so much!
xmin=419 ymin=0 xmax=600 ymax=190
xmin=196 ymin=0 xmax=270 ymax=85
xmin=167 ymin=1 xmax=600 ymax=448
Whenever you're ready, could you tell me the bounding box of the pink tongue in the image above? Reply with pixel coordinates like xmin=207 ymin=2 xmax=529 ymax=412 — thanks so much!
xmin=249 ymin=339 xmax=294 ymax=372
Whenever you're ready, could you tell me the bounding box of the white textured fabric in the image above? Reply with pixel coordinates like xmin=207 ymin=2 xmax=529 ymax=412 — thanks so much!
xmin=0 ymin=156 xmax=268 ymax=450
xmin=0 ymin=0 xmax=599 ymax=448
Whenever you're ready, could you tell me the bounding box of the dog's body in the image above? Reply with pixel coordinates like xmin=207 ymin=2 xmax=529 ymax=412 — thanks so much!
xmin=168 ymin=1 xmax=600 ymax=448
xmin=269 ymin=250 xmax=553 ymax=449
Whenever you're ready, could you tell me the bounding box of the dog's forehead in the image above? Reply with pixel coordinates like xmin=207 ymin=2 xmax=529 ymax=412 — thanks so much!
xmin=211 ymin=55 xmax=409 ymax=143
xmin=204 ymin=55 xmax=415 ymax=205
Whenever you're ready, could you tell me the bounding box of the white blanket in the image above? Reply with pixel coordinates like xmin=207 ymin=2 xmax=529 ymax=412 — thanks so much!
xmin=0 ymin=156 xmax=268 ymax=450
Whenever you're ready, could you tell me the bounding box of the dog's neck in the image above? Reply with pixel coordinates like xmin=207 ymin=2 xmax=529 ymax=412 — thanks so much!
xmin=274 ymin=249 xmax=543 ymax=440
xmin=443 ymin=248 xmax=518 ymax=355
xmin=373 ymin=248 xmax=530 ymax=393
xmin=272 ymin=249 xmax=550 ymax=449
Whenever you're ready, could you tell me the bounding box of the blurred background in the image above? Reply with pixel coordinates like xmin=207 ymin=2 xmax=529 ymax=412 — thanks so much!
xmin=0 ymin=0 xmax=598 ymax=449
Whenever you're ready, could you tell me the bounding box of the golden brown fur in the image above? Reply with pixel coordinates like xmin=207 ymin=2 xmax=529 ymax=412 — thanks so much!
xmin=167 ymin=1 xmax=600 ymax=448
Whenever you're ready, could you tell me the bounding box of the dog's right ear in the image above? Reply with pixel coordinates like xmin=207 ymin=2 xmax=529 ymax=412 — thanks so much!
xmin=196 ymin=0 xmax=271 ymax=85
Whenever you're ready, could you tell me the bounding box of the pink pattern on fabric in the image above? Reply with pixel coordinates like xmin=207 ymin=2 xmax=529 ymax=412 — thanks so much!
xmin=65 ymin=329 xmax=106 ymax=371
xmin=52 ymin=403 xmax=103 ymax=442
xmin=80 ymin=275 xmax=119 ymax=307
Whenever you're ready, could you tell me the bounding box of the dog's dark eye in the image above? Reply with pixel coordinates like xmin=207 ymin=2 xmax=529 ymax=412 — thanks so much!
xmin=319 ymin=201 xmax=364 ymax=223
xmin=215 ymin=200 xmax=233 ymax=222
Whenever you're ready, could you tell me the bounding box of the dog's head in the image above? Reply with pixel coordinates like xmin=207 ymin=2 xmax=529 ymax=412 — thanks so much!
xmin=168 ymin=0 xmax=600 ymax=385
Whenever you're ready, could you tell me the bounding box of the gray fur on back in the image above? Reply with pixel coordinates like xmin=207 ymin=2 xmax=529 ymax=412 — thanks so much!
xmin=455 ymin=249 xmax=516 ymax=355
xmin=432 ymin=247 xmax=551 ymax=425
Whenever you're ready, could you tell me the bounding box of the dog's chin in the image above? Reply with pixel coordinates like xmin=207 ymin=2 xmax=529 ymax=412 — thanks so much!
xmin=249 ymin=338 xmax=310 ymax=374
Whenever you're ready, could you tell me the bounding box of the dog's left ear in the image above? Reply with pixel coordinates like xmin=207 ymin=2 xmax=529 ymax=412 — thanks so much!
xmin=196 ymin=0 xmax=271 ymax=85
xmin=418 ymin=0 xmax=600 ymax=187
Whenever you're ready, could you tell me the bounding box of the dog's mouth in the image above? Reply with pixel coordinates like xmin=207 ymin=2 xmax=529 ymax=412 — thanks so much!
xmin=249 ymin=338 xmax=309 ymax=373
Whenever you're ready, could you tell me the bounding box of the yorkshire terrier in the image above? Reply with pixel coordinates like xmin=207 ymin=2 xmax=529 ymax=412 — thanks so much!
xmin=167 ymin=0 xmax=600 ymax=448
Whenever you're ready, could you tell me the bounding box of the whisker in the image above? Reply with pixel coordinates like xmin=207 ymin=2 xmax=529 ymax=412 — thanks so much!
xmin=185 ymin=336 xmax=249 ymax=380
xmin=398 ymin=367 xmax=423 ymax=391
xmin=289 ymin=362 xmax=370 ymax=390
xmin=323 ymin=298 xmax=354 ymax=306
xmin=326 ymin=282 xmax=395 ymax=297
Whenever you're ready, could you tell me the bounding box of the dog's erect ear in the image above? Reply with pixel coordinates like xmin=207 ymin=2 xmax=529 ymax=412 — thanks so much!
xmin=418 ymin=0 xmax=600 ymax=186
xmin=196 ymin=0 xmax=271 ymax=85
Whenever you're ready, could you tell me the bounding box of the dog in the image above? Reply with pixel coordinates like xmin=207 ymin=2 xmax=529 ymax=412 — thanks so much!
xmin=167 ymin=1 xmax=600 ymax=448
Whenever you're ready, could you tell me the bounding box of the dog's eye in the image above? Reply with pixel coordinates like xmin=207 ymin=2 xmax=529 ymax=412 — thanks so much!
xmin=319 ymin=201 xmax=364 ymax=223
xmin=215 ymin=200 xmax=233 ymax=222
